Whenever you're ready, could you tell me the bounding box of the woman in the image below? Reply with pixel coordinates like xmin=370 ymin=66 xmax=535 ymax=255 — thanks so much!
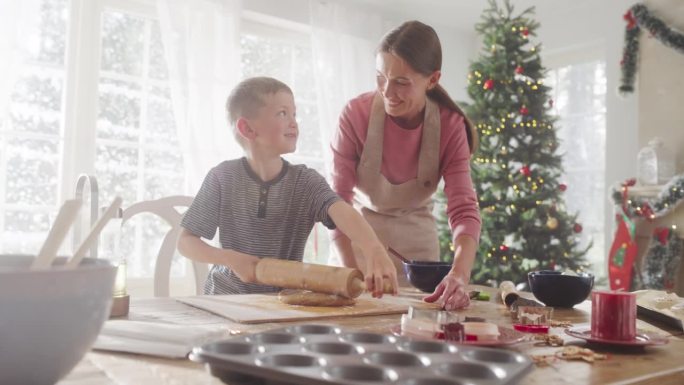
xmin=330 ymin=20 xmax=481 ymax=310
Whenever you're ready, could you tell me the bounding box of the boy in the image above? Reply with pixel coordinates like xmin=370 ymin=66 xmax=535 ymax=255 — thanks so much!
xmin=178 ymin=77 xmax=397 ymax=297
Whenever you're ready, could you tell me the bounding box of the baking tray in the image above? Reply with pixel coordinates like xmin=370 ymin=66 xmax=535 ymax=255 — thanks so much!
xmin=191 ymin=324 xmax=533 ymax=385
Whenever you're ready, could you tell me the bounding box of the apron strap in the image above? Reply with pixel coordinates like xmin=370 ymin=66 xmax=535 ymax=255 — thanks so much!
xmin=359 ymin=92 xmax=387 ymax=174
xmin=417 ymin=97 xmax=441 ymax=188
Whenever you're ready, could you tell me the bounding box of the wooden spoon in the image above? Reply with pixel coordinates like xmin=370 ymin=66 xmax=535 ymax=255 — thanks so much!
xmin=388 ymin=246 xmax=411 ymax=264
xmin=31 ymin=199 xmax=83 ymax=269
xmin=66 ymin=196 xmax=122 ymax=268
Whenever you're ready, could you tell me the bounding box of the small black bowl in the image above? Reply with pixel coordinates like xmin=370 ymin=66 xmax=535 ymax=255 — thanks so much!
xmin=402 ymin=261 xmax=452 ymax=293
xmin=528 ymin=270 xmax=594 ymax=308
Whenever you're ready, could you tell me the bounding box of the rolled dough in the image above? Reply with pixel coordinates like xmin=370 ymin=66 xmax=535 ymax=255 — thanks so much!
xmin=278 ymin=289 xmax=356 ymax=307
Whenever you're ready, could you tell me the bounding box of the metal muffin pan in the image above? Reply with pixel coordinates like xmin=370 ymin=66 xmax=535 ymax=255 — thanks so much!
xmin=191 ymin=324 xmax=533 ymax=385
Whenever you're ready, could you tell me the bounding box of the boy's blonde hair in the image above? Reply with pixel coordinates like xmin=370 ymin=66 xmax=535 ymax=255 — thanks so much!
xmin=226 ymin=77 xmax=293 ymax=146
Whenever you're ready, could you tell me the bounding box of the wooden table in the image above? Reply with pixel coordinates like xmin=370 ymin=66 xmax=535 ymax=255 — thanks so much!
xmin=60 ymin=286 xmax=684 ymax=385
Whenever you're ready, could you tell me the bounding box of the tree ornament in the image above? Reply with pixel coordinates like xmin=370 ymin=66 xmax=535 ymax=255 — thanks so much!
xmin=546 ymin=216 xmax=559 ymax=230
xmin=623 ymin=10 xmax=637 ymax=30
xmin=549 ymin=99 xmax=554 ymax=107
xmin=483 ymin=79 xmax=495 ymax=90
xmin=515 ymin=65 xmax=524 ymax=74
xmin=520 ymin=106 xmax=529 ymax=115
xmin=500 ymin=244 xmax=509 ymax=252
xmin=574 ymin=223 xmax=583 ymax=233
xmin=521 ymin=27 xmax=529 ymax=37
xmin=559 ymin=183 xmax=567 ymax=192
xmin=520 ymin=165 xmax=531 ymax=177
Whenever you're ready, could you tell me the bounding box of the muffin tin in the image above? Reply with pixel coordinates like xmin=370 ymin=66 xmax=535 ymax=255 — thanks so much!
xmin=191 ymin=324 xmax=533 ymax=385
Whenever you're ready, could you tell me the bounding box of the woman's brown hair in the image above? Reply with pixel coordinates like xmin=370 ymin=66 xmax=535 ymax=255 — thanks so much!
xmin=378 ymin=20 xmax=477 ymax=154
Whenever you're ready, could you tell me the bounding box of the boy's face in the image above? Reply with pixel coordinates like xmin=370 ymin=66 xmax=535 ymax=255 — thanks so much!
xmin=245 ymin=90 xmax=298 ymax=155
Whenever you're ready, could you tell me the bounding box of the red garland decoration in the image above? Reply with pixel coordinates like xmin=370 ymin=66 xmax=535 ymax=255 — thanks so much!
xmin=573 ymin=223 xmax=583 ymax=233
xmin=519 ymin=106 xmax=529 ymax=115
xmin=520 ymin=166 xmax=531 ymax=177
xmin=515 ymin=65 xmax=524 ymax=74
xmin=623 ymin=10 xmax=637 ymax=30
xmin=483 ymin=79 xmax=494 ymax=90
xmin=559 ymin=183 xmax=567 ymax=192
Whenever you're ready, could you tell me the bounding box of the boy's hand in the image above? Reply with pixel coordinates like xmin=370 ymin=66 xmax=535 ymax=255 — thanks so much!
xmin=363 ymin=245 xmax=398 ymax=298
xmin=423 ymin=272 xmax=470 ymax=310
xmin=229 ymin=252 xmax=261 ymax=284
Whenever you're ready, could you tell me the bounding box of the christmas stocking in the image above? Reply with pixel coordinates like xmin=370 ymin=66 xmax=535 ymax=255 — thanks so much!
xmin=608 ymin=211 xmax=638 ymax=290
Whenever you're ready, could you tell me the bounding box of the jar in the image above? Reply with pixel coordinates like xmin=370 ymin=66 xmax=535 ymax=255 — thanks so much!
xmin=99 ymin=206 xmax=129 ymax=316
xmin=637 ymin=137 xmax=675 ymax=185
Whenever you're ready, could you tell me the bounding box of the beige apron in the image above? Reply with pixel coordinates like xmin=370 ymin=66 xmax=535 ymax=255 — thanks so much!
xmin=353 ymin=93 xmax=441 ymax=285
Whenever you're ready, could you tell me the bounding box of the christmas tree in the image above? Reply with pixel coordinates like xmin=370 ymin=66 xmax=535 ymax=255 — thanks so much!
xmin=439 ymin=0 xmax=590 ymax=284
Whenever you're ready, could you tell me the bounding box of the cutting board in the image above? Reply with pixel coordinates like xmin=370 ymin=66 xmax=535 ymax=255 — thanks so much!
xmin=176 ymin=293 xmax=434 ymax=324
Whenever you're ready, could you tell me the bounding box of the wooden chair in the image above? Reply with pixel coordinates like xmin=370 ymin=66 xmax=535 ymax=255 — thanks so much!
xmin=122 ymin=196 xmax=208 ymax=297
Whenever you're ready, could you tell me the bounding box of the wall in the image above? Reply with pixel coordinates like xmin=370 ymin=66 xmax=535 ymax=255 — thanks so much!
xmin=640 ymin=0 xmax=684 ymax=172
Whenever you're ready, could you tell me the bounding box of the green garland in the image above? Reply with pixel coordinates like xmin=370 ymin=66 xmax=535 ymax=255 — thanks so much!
xmin=611 ymin=175 xmax=684 ymax=220
xmin=619 ymin=4 xmax=684 ymax=94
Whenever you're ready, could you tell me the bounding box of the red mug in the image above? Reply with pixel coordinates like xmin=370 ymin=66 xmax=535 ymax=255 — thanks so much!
xmin=591 ymin=290 xmax=636 ymax=341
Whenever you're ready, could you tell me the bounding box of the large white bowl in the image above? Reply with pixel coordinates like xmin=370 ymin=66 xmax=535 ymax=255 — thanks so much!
xmin=0 ymin=255 xmax=116 ymax=385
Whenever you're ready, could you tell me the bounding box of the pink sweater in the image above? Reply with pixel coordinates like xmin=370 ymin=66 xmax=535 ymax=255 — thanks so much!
xmin=330 ymin=91 xmax=481 ymax=244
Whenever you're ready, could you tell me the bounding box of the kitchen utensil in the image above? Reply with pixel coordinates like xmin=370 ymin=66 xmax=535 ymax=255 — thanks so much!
xmin=66 ymin=196 xmax=122 ymax=268
xmin=387 ymin=246 xmax=411 ymax=264
xmin=255 ymin=258 xmax=366 ymax=298
xmin=31 ymin=199 xmax=82 ymax=269
xmin=192 ymin=324 xmax=533 ymax=384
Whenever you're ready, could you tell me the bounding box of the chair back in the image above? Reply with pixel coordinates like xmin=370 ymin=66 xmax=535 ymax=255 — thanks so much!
xmin=122 ymin=196 xmax=207 ymax=297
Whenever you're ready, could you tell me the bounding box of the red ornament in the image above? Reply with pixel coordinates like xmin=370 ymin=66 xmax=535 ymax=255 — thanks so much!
xmin=641 ymin=203 xmax=655 ymax=221
xmin=499 ymin=245 xmax=509 ymax=252
xmin=483 ymin=79 xmax=494 ymax=90
xmin=559 ymin=183 xmax=567 ymax=192
xmin=574 ymin=223 xmax=583 ymax=233
xmin=655 ymin=227 xmax=670 ymax=245
xmin=519 ymin=106 xmax=529 ymax=115
xmin=520 ymin=166 xmax=531 ymax=177
xmin=521 ymin=27 xmax=529 ymax=37
xmin=623 ymin=10 xmax=637 ymax=30
xmin=549 ymin=99 xmax=554 ymax=107
xmin=515 ymin=65 xmax=524 ymax=74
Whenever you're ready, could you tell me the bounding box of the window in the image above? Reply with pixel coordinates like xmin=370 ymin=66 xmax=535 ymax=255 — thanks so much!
xmin=0 ymin=0 xmax=68 ymax=254
xmin=0 ymin=2 xmax=332 ymax=282
xmin=545 ymin=60 xmax=607 ymax=276
xmin=96 ymin=8 xmax=184 ymax=278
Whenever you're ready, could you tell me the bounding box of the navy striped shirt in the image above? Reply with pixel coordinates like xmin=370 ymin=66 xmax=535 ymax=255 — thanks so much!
xmin=181 ymin=158 xmax=341 ymax=294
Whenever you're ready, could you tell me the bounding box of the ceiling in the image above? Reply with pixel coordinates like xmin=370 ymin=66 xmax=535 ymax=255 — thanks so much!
xmin=348 ymin=0 xmax=601 ymax=32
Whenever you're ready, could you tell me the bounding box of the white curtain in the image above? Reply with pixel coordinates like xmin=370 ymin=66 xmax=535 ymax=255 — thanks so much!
xmin=157 ymin=0 xmax=243 ymax=192
xmin=308 ymin=0 xmax=387 ymax=168
xmin=0 ymin=0 xmax=40 ymax=119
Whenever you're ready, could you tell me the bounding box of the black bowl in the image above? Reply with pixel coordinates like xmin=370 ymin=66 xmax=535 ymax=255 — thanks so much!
xmin=528 ymin=270 xmax=594 ymax=308
xmin=402 ymin=261 xmax=452 ymax=293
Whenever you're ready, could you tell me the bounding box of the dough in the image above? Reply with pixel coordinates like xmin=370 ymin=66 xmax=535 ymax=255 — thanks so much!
xmin=278 ymin=289 xmax=356 ymax=307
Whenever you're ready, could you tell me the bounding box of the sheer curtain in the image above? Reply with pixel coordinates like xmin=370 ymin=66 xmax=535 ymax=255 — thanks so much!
xmin=308 ymin=0 xmax=386 ymax=169
xmin=0 ymin=0 xmax=40 ymax=118
xmin=157 ymin=0 xmax=243 ymax=192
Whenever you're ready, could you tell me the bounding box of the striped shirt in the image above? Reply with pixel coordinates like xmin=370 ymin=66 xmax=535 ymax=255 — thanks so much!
xmin=181 ymin=157 xmax=341 ymax=295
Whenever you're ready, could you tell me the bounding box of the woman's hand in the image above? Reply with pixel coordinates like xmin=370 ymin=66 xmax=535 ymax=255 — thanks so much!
xmin=363 ymin=244 xmax=398 ymax=298
xmin=423 ymin=271 xmax=470 ymax=310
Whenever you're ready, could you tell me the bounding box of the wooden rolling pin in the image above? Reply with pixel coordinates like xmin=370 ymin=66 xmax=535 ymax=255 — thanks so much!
xmin=255 ymin=259 xmax=393 ymax=299
xmin=499 ymin=280 xmax=520 ymax=307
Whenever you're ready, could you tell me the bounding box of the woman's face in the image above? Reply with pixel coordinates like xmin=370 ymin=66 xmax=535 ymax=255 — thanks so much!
xmin=375 ymin=52 xmax=440 ymax=126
